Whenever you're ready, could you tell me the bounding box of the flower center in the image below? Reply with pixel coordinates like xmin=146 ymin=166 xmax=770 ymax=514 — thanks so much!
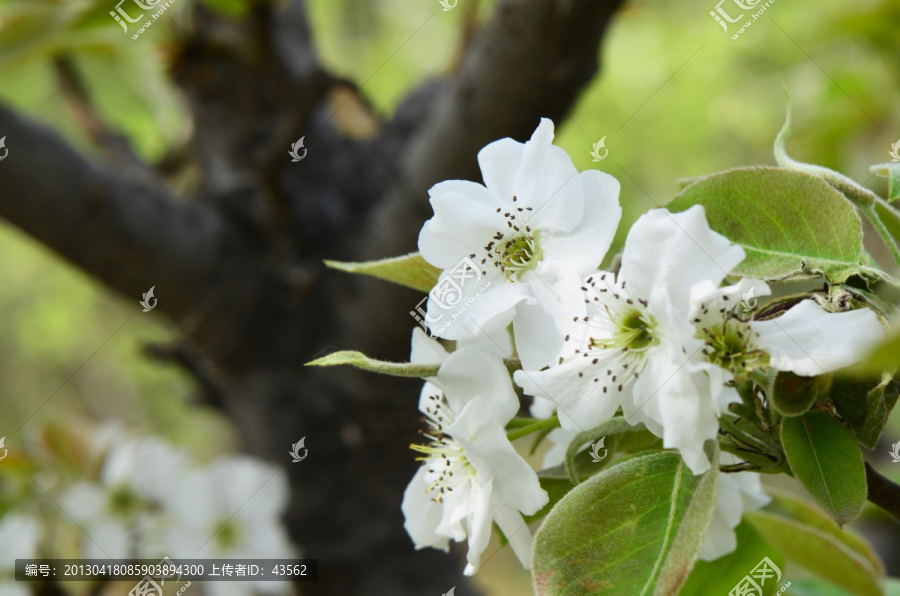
xmin=214 ymin=518 xmax=242 ymax=549
xmin=409 ymin=394 xmax=475 ymax=503
xmin=564 ymin=273 xmax=657 ymax=395
xmin=698 ymin=317 xmax=767 ymax=374
xmin=591 ymin=306 xmax=657 ymax=351
xmin=693 ymin=300 xmax=767 ymax=375
xmin=482 ymin=199 xmax=542 ymax=281
xmin=108 ymin=485 xmax=142 ymax=517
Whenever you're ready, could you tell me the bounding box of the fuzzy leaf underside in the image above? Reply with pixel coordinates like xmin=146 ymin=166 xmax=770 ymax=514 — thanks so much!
xmin=324 ymin=252 xmax=441 ymax=293
xmin=532 ymin=450 xmax=718 ymax=596
xmin=667 ymin=167 xmax=867 ymax=284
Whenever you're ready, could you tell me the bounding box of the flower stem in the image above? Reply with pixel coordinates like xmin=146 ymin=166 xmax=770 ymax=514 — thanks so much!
xmin=506 ymin=416 xmax=560 ymax=441
xmin=863 ymin=204 xmax=900 ymax=267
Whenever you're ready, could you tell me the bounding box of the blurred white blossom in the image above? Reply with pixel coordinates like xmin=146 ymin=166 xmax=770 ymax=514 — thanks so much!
xmin=161 ymin=457 xmax=295 ymax=596
xmin=0 ymin=514 xmax=41 ymax=596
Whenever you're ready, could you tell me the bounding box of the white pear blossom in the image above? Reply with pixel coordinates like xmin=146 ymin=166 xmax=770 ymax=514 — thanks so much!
xmin=60 ymin=435 xmax=192 ymax=558
xmin=699 ymin=454 xmax=770 ymax=561
xmin=515 ymin=206 xmax=744 ymax=472
xmin=516 ymin=205 xmax=885 ymax=474
xmin=161 ymin=457 xmax=295 ymax=596
xmin=402 ymin=345 xmax=548 ymax=575
xmin=0 ymin=514 xmax=41 ymax=596
xmin=418 ymin=118 xmax=622 ymax=369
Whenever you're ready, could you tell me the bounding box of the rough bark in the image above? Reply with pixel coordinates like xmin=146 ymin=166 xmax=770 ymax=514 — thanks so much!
xmin=0 ymin=0 xmax=625 ymax=594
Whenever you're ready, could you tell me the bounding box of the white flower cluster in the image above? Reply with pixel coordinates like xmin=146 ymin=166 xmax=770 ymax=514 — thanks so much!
xmin=402 ymin=119 xmax=884 ymax=574
xmin=1 ymin=428 xmax=294 ymax=596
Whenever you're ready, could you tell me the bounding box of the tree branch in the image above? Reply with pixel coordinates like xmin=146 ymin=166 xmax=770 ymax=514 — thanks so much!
xmin=866 ymin=463 xmax=900 ymax=521
xmin=0 ymin=103 xmax=235 ymax=322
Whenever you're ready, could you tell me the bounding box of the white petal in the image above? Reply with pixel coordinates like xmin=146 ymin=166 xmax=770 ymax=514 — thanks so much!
xmin=103 ymin=436 xmax=190 ymax=502
xmin=648 ymin=339 xmax=727 ymax=475
xmin=437 ymin=346 xmax=519 ymax=422
xmin=0 ymin=582 xmax=31 ymax=596
xmin=752 ymin=300 xmax=884 ymax=376
xmin=514 ymin=359 xmax=622 ymax=433
xmin=541 ymin=428 xmax=578 ymax=469
xmin=0 ymin=514 xmax=41 ymax=562
xmin=85 ymin=519 xmax=131 ymax=558
xmin=530 ymin=396 xmax=557 ymax=420
xmin=511 ymin=119 xmax=584 ymax=233
xmin=492 ymin=503 xmax=535 ymax=569
xmin=700 ymin=456 xmax=770 ymax=561
xmin=699 ymin=472 xmax=741 ymax=561
xmin=426 ymin=273 xmax=525 ymax=341
xmin=453 ymin=404 xmax=547 ymax=515
xmin=462 ymin=476 xmax=494 ymax=576
xmin=410 ymin=327 xmax=449 ymax=364
xmin=401 ymin=467 xmax=451 ymax=552
xmin=620 ymin=206 xmax=744 ymax=313
xmin=417 ymin=381 xmax=444 ymax=413
xmin=512 ymin=270 xmax=584 ymax=370
xmin=419 ymin=188 xmax=503 ymax=269
xmin=539 ymin=169 xmax=622 ymax=273
xmin=478 ymin=137 xmax=525 ymax=201
xmin=458 ymin=323 xmax=516 ymax=358
xmin=689 ymin=277 xmax=771 ymax=319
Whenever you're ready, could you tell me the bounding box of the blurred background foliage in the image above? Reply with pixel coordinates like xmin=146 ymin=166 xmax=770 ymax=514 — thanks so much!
xmin=0 ymin=0 xmax=898 ymax=593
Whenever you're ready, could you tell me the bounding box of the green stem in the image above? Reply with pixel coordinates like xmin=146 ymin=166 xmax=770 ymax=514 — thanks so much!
xmin=864 ymin=204 xmax=900 ymax=267
xmin=506 ymin=416 xmax=560 ymax=441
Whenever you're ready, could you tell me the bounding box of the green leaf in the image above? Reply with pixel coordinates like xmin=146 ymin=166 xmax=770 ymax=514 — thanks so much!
xmin=780 ymin=411 xmax=867 ymax=524
xmin=532 ymin=449 xmax=718 ymax=596
xmin=771 ymin=371 xmax=832 ymax=417
xmin=773 ymin=91 xmax=876 ymax=211
xmin=563 ymin=417 xmax=648 ymax=485
xmin=772 ymin=92 xmax=900 ymax=268
xmin=324 ymin=252 xmax=441 ymax=293
xmin=870 ymin=162 xmax=900 ymax=203
xmin=746 ymin=511 xmax=884 ymax=596
xmin=767 ymin=489 xmax=884 ymax=576
xmin=680 ymin=522 xmax=785 ymax=596
xmin=305 ymin=350 xmax=440 ymax=377
xmin=829 ymin=374 xmax=899 ymax=450
xmin=667 ymin=167 xmax=867 ymax=285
